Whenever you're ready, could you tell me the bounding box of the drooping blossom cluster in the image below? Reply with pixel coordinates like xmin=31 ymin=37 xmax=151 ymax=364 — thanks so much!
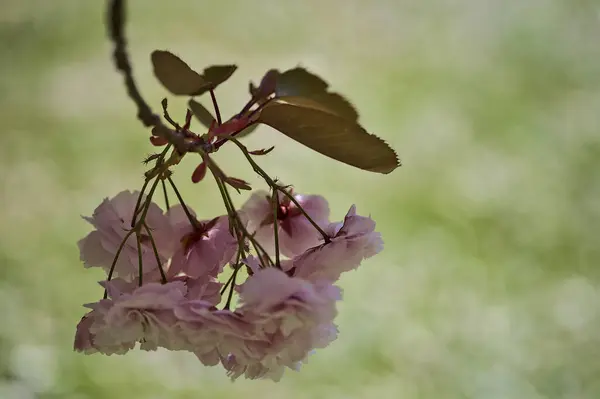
xmin=75 ymin=189 xmax=383 ymax=381
xmin=79 ymin=5 xmax=397 ymax=380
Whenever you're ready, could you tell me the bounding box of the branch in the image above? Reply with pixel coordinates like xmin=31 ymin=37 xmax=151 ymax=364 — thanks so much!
xmin=107 ymin=0 xmax=158 ymax=127
xmin=107 ymin=0 xmax=213 ymax=156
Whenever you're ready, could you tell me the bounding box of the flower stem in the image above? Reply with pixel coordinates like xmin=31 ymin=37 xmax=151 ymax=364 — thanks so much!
xmin=143 ymin=222 xmax=168 ymax=283
xmin=166 ymin=176 xmax=199 ymax=230
xmin=132 ymin=144 xmax=172 ymax=227
xmin=220 ymin=250 xmax=242 ymax=296
xmin=211 ymin=169 xmax=273 ymax=266
xmin=104 ymin=175 xmax=163 ymax=298
xmin=224 ymin=265 xmax=240 ymax=310
xmin=137 ymin=175 xmax=163 ymax=223
xmin=277 ymin=190 xmax=330 ymax=242
xmin=136 ymin=232 xmax=143 ymax=287
xmin=228 ymin=137 xmax=331 ymax=243
xmin=271 ymin=189 xmax=281 ymax=268
xmin=221 ymin=179 xmax=274 ymax=267
xmin=161 ymin=179 xmax=170 ymax=210
xmin=103 ymin=228 xmax=136 ymax=299
xmin=131 ymin=178 xmax=150 ymax=227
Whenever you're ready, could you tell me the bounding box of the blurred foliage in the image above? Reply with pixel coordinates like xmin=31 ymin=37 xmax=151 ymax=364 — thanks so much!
xmin=1 ymin=0 xmax=600 ymax=398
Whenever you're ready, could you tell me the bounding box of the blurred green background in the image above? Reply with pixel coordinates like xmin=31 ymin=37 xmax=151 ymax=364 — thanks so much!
xmin=2 ymin=0 xmax=600 ymax=398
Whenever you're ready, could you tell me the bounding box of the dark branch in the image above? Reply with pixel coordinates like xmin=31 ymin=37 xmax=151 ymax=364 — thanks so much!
xmin=108 ymin=0 xmax=159 ymax=127
xmin=107 ymin=0 xmax=213 ymax=156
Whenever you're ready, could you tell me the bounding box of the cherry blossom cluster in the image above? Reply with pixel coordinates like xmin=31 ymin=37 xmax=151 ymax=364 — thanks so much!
xmin=75 ymin=187 xmax=383 ymax=381
xmin=77 ymin=0 xmax=396 ymax=382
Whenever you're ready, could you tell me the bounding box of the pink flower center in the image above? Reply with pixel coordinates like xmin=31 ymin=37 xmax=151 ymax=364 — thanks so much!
xmin=180 ymin=218 xmax=219 ymax=254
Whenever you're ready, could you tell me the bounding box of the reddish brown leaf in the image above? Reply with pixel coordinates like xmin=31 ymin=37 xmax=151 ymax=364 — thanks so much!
xmin=234 ymin=124 xmax=259 ymax=139
xmin=257 ymin=96 xmax=400 ymax=174
xmin=250 ymin=69 xmax=279 ymax=99
xmin=151 ymin=51 xmax=207 ymax=96
xmin=210 ymin=116 xmax=251 ymax=137
xmin=274 ymin=67 xmax=359 ymax=121
xmin=202 ymin=65 xmax=238 ymax=90
xmin=188 ymin=99 xmax=216 ymax=129
xmin=151 ymin=50 xmax=237 ymax=96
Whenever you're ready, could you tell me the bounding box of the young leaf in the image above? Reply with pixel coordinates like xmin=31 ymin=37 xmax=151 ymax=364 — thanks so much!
xmin=257 ymin=97 xmax=400 ymax=174
xmin=151 ymin=50 xmax=207 ymax=95
xmin=189 ymin=98 xmax=259 ymax=138
xmin=202 ymin=65 xmax=238 ymax=90
xmin=151 ymin=50 xmax=237 ymax=96
xmin=276 ymin=67 xmax=327 ymax=94
xmin=188 ymin=99 xmax=216 ymax=129
xmin=274 ymin=67 xmax=359 ymax=121
xmin=210 ymin=116 xmax=251 ymax=137
xmin=235 ymin=124 xmax=259 ymax=139
xmin=250 ymin=69 xmax=279 ymax=99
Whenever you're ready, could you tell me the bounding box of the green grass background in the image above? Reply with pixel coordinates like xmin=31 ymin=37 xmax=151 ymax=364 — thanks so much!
xmin=1 ymin=0 xmax=600 ymax=398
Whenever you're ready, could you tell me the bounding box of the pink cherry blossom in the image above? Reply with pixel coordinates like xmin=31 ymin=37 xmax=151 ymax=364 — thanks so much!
xmin=221 ymin=354 xmax=288 ymax=381
xmin=174 ymin=300 xmax=259 ymax=367
xmin=75 ymin=281 xmax=188 ymax=355
xmin=171 ymin=274 xmax=223 ymax=305
xmin=241 ymin=190 xmax=330 ymax=258
xmin=168 ymin=205 xmax=237 ymax=279
xmin=290 ymin=205 xmax=384 ymax=282
xmin=74 ymin=299 xmax=126 ymax=354
xmin=78 ymin=190 xmax=174 ymax=281
xmin=230 ymin=267 xmax=341 ymax=379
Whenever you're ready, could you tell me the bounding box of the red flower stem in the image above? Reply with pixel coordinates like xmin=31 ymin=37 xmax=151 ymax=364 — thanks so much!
xmin=209 ymin=89 xmax=222 ymax=125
